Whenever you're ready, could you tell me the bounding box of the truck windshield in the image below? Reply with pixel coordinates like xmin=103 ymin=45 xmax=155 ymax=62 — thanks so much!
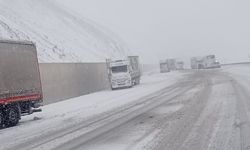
xmin=111 ymin=65 xmax=128 ymax=73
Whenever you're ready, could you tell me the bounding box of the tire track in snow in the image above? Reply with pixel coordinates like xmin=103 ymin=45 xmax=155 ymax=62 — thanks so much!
xmin=232 ymin=80 xmax=250 ymax=150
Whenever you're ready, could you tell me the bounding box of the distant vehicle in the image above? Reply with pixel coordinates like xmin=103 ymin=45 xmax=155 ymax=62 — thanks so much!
xmin=191 ymin=55 xmax=221 ymax=69
xmin=203 ymin=55 xmax=221 ymax=68
xmin=0 ymin=40 xmax=43 ymax=128
xmin=191 ymin=57 xmax=205 ymax=69
xmin=176 ymin=61 xmax=184 ymax=70
xmin=160 ymin=60 xmax=170 ymax=73
xmin=160 ymin=59 xmax=184 ymax=72
xmin=166 ymin=59 xmax=177 ymax=71
xmin=106 ymin=56 xmax=141 ymax=90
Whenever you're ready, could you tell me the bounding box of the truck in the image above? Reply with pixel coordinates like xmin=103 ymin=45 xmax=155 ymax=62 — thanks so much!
xmin=191 ymin=57 xmax=205 ymax=69
xmin=106 ymin=56 xmax=141 ymax=90
xmin=191 ymin=55 xmax=221 ymax=69
xmin=160 ymin=60 xmax=170 ymax=73
xmin=203 ymin=55 xmax=221 ymax=68
xmin=166 ymin=59 xmax=177 ymax=71
xmin=175 ymin=61 xmax=184 ymax=70
xmin=0 ymin=40 xmax=43 ymax=128
xmin=160 ymin=58 xmax=185 ymax=72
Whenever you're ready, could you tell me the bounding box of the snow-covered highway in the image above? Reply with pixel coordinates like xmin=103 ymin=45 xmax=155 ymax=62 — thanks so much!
xmin=1 ymin=64 xmax=250 ymax=150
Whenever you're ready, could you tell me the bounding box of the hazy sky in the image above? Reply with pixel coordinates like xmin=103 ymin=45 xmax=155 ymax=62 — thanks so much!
xmin=57 ymin=0 xmax=250 ymax=64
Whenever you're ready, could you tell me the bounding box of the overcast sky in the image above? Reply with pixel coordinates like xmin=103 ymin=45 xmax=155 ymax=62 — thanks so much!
xmin=57 ymin=0 xmax=250 ymax=64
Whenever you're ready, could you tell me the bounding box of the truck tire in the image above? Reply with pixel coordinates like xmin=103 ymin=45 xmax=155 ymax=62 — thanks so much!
xmin=5 ymin=104 xmax=20 ymax=127
xmin=0 ymin=109 xmax=3 ymax=128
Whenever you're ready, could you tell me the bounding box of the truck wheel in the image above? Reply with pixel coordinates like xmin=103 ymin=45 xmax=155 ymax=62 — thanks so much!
xmin=0 ymin=110 xmax=3 ymax=128
xmin=5 ymin=105 xmax=20 ymax=127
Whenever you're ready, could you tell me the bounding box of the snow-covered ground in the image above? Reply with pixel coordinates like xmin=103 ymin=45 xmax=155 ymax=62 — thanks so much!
xmin=78 ymin=64 xmax=250 ymax=150
xmin=27 ymin=71 xmax=184 ymax=123
xmin=0 ymin=0 xmax=130 ymax=62
xmin=0 ymin=71 xmax=187 ymax=150
xmin=223 ymin=64 xmax=250 ymax=77
xmin=1 ymin=65 xmax=249 ymax=150
xmin=222 ymin=64 xmax=250 ymax=91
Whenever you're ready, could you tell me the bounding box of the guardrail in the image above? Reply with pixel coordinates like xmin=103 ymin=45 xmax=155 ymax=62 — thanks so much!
xmin=221 ymin=62 xmax=250 ymax=66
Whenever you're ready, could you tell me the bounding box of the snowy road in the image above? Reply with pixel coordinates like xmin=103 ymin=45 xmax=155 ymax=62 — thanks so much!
xmin=70 ymin=65 xmax=250 ymax=150
xmin=1 ymin=65 xmax=250 ymax=150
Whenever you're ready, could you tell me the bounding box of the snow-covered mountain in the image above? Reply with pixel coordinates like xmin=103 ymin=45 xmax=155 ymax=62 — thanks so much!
xmin=0 ymin=0 xmax=130 ymax=62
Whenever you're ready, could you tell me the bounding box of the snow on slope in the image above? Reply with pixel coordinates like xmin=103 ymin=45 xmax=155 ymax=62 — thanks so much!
xmin=0 ymin=0 xmax=130 ymax=62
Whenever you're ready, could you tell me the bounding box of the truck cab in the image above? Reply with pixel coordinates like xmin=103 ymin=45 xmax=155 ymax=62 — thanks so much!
xmin=109 ymin=60 xmax=132 ymax=89
xmin=204 ymin=55 xmax=221 ymax=68
xmin=107 ymin=56 xmax=141 ymax=90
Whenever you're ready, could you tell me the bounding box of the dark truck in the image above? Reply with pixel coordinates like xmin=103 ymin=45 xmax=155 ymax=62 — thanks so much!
xmin=0 ymin=40 xmax=43 ymax=128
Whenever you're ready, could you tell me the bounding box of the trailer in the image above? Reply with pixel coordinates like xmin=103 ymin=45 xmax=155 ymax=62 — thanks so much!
xmin=106 ymin=56 xmax=141 ymax=90
xmin=0 ymin=40 xmax=43 ymax=128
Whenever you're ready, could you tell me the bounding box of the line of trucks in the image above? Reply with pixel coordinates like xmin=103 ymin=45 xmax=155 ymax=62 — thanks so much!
xmin=160 ymin=59 xmax=184 ymax=73
xmin=0 ymin=40 xmax=220 ymax=128
xmin=160 ymin=55 xmax=221 ymax=73
xmin=0 ymin=40 xmax=142 ymax=128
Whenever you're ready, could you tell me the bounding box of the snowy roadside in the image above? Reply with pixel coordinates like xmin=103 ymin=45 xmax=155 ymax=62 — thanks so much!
xmin=0 ymin=70 xmax=188 ymax=150
xmin=33 ymin=70 xmax=185 ymax=123
xmin=222 ymin=64 xmax=250 ymax=90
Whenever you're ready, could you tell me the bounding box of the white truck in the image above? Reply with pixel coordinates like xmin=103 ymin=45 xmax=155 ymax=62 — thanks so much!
xmin=203 ymin=55 xmax=221 ymax=68
xmin=106 ymin=56 xmax=141 ymax=90
xmin=191 ymin=55 xmax=221 ymax=69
